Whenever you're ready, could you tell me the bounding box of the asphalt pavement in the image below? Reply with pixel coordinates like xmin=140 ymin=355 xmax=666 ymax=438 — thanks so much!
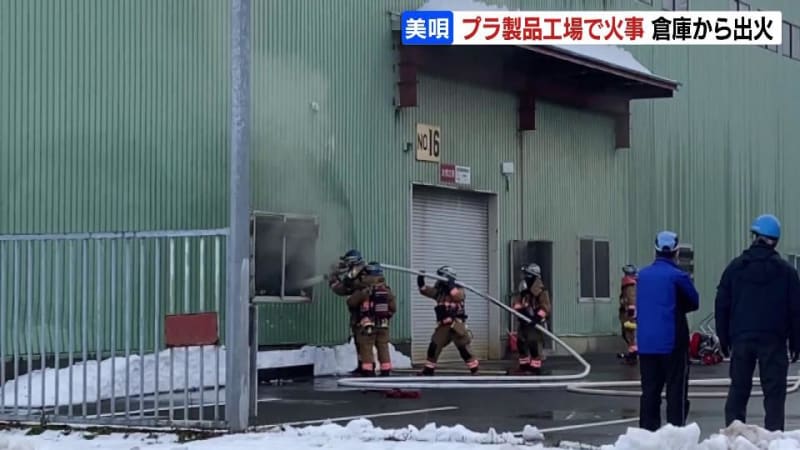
xmin=253 ymin=354 xmax=800 ymax=447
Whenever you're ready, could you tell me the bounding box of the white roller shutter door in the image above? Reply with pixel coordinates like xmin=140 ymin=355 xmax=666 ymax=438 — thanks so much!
xmin=411 ymin=186 xmax=490 ymax=364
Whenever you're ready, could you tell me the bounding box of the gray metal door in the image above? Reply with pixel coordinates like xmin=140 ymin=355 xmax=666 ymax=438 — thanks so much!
xmin=410 ymin=186 xmax=489 ymax=364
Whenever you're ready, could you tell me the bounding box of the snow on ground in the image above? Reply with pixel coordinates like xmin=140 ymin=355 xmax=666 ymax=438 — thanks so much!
xmin=0 ymin=339 xmax=410 ymax=407
xmin=601 ymin=420 xmax=800 ymax=450
xmin=6 ymin=420 xmax=800 ymax=450
xmin=257 ymin=338 xmax=412 ymax=377
xmin=415 ymin=0 xmax=660 ymax=78
xmin=0 ymin=419 xmax=549 ymax=450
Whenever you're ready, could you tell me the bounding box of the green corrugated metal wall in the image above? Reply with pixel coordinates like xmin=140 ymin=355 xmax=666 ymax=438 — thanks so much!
xmin=625 ymin=0 xmax=800 ymax=329
xmin=2 ymin=0 xmax=799 ymax=350
xmin=0 ymin=0 xmax=229 ymax=234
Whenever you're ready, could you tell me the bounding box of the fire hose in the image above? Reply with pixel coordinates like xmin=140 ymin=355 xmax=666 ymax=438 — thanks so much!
xmin=563 ymin=374 xmax=800 ymax=398
xmin=336 ymin=263 xmax=800 ymax=398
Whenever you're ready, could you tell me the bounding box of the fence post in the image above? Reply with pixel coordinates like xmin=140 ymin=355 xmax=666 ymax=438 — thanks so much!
xmin=226 ymin=0 xmax=252 ymax=432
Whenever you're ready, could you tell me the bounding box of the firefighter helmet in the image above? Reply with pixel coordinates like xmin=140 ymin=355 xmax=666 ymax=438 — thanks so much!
xmin=436 ymin=265 xmax=457 ymax=280
xmin=521 ymin=263 xmax=542 ymax=279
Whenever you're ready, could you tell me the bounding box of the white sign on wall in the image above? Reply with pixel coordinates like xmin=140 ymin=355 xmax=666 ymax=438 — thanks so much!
xmin=455 ymin=165 xmax=471 ymax=185
xmin=416 ymin=123 xmax=441 ymax=162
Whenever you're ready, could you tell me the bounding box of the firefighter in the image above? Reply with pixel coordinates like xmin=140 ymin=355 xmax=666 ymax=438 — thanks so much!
xmin=347 ymin=261 xmax=397 ymax=377
xmin=618 ymin=264 xmax=638 ymax=365
xmin=715 ymin=214 xmax=800 ymax=431
xmin=417 ymin=266 xmax=479 ymax=375
xmin=508 ymin=263 xmax=551 ymax=375
xmin=327 ymin=249 xmax=368 ymax=374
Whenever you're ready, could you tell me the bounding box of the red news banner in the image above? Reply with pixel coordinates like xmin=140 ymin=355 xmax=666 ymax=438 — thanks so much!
xmin=446 ymin=11 xmax=782 ymax=45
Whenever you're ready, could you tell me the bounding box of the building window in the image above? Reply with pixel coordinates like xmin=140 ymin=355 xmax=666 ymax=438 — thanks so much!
xmin=251 ymin=212 xmax=319 ymax=303
xmin=732 ymin=0 xmax=751 ymax=11
xmin=783 ymin=21 xmax=793 ymax=57
xmin=792 ymin=24 xmax=800 ymax=60
xmin=663 ymin=0 xmax=688 ymax=10
xmin=579 ymin=237 xmax=611 ymax=302
xmin=638 ymin=0 xmax=653 ymax=5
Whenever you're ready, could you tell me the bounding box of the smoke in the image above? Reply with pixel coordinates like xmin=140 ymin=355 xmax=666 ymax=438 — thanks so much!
xmin=252 ymin=53 xmax=356 ymax=286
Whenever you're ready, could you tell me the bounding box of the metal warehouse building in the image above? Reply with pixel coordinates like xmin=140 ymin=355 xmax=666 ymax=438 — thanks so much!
xmin=2 ymin=0 xmax=800 ymax=366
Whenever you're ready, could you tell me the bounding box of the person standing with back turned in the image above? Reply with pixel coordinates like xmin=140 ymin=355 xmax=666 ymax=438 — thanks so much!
xmin=636 ymin=230 xmax=700 ymax=431
xmin=715 ymin=214 xmax=800 ymax=431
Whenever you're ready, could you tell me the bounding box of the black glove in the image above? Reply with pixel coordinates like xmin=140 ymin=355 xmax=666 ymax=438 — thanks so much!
xmin=792 ymin=351 xmax=799 ymax=363
xmin=417 ymin=275 xmax=426 ymax=288
xmin=719 ymin=340 xmax=731 ymax=358
xmin=447 ymin=278 xmax=456 ymax=291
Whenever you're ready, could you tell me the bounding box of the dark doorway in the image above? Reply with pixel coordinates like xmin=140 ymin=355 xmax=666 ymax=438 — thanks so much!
xmin=509 ymin=240 xmax=555 ymax=349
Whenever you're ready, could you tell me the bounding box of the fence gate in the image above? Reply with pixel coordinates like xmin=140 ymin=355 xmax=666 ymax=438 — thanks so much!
xmin=0 ymin=229 xmax=229 ymax=429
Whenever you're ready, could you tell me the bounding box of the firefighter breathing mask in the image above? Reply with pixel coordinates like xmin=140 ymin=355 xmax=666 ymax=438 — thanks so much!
xmin=364 ymin=261 xmax=383 ymax=277
xmin=346 ymin=262 xmax=365 ymax=280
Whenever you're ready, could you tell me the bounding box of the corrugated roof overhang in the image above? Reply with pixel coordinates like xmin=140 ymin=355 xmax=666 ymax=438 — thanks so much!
xmin=389 ymin=24 xmax=680 ymax=149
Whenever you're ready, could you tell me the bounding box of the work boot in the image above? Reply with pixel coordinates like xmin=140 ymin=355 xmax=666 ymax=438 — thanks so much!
xmin=350 ymin=361 xmax=363 ymax=375
xmin=379 ymin=370 xmax=391 ymax=377
xmin=418 ymin=366 xmax=435 ymax=376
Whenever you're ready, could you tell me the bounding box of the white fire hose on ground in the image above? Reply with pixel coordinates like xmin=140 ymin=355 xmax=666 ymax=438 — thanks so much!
xmin=564 ymin=374 xmax=800 ymax=398
xmin=335 ymin=263 xmax=800 ymax=398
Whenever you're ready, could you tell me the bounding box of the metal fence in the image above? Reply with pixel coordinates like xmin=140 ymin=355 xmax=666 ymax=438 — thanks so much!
xmin=0 ymin=229 xmax=229 ymax=429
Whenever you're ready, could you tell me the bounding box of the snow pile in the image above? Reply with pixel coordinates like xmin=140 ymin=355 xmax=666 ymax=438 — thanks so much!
xmin=257 ymin=338 xmax=412 ymax=376
xmin=600 ymin=422 xmax=703 ymax=450
xmin=0 ymin=420 xmax=551 ymax=449
xmin=1 ymin=346 xmax=224 ymax=408
xmin=415 ymin=0 xmax=658 ymax=77
xmin=601 ymin=421 xmax=800 ymax=450
xmin=0 ymin=429 xmax=180 ymax=450
xmin=549 ymin=45 xmax=653 ymax=75
xmin=279 ymin=418 xmax=527 ymax=445
xmin=10 ymin=420 xmax=800 ymax=449
xmin=0 ymin=340 xmax=411 ymax=407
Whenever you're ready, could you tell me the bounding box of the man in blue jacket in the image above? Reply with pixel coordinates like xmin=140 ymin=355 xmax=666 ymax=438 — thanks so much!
xmin=715 ymin=214 xmax=800 ymax=431
xmin=636 ymin=230 xmax=700 ymax=431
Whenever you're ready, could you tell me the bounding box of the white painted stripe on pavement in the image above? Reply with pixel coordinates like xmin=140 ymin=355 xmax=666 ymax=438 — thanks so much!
xmin=258 ymin=405 xmax=460 ymax=429
xmin=534 ymin=417 xmax=639 ymax=434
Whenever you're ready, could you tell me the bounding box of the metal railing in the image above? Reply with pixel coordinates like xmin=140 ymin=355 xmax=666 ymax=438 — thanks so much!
xmin=0 ymin=228 xmax=229 ymax=429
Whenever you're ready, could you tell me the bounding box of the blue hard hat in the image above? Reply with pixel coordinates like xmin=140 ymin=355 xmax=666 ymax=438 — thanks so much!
xmin=751 ymin=214 xmax=781 ymax=240
xmin=365 ymin=261 xmax=383 ymax=276
xmin=654 ymin=230 xmax=679 ymax=253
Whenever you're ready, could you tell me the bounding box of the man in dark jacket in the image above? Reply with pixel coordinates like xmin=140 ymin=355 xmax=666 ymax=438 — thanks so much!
xmin=636 ymin=230 xmax=700 ymax=431
xmin=715 ymin=214 xmax=800 ymax=431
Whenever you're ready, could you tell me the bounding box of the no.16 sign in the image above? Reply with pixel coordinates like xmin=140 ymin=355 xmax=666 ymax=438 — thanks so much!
xmin=416 ymin=123 xmax=441 ymax=162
